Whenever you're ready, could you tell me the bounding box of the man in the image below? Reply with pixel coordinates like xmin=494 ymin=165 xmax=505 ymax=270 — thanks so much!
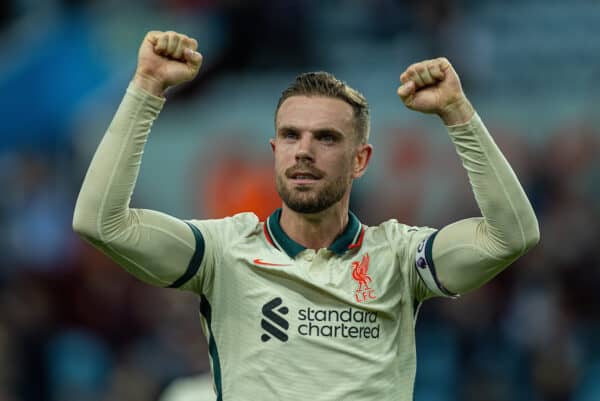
xmin=73 ymin=30 xmax=539 ymax=401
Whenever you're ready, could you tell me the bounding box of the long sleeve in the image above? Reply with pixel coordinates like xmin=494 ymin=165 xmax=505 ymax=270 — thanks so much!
xmin=431 ymin=113 xmax=540 ymax=295
xmin=72 ymin=83 xmax=199 ymax=289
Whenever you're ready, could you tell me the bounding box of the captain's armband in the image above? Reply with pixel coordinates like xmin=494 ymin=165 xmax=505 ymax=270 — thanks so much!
xmin=414 ymin=231 xmax=458 ymax=298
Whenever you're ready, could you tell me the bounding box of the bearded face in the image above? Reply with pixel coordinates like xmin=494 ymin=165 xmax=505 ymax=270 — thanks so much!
xmin=272 ymin=96 xmax=360 ymax=214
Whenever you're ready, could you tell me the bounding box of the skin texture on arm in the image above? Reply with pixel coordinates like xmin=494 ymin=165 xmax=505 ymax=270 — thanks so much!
xmin=72 ymin=31 xmax=204 ymax=287
xmin=398 ymin=58 xmax=539 ymax=295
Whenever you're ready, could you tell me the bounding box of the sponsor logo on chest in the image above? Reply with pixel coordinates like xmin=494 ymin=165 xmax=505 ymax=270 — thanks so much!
xmin=255 ymin=253 xmax=383 ymax=343
xmin=260 ymin=297 xmax=380 ymax=343
xmin=261 ymin=297 xmax=289 ymax=342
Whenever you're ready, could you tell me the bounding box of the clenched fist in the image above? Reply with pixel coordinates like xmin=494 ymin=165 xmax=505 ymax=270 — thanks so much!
xmin=133 ymin=30 xmax=202 ymax=97
xmin=397 ymin=58 xmax=474 ymax=125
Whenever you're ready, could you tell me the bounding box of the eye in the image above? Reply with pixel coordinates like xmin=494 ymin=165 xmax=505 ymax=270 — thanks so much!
xmin=320 ymin=134 xmax=335 ymax=143
xmin=279 ymin=129 xmax=298 ymax=140
xmin=316 ymin=131 xmax=340 ymax=144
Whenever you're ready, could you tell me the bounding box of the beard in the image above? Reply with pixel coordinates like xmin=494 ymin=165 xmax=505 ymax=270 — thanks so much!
xmin=276 ymin=171 xmax=350 ymax=214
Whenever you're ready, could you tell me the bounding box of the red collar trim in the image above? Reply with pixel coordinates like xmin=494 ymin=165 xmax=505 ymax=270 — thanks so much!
xmin=348 ymin=225 xmax=365 ymax=250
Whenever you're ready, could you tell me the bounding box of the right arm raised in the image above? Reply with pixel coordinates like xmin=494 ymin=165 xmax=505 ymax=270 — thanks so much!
xmin=72 ymin=31 xmax=204 ymax=289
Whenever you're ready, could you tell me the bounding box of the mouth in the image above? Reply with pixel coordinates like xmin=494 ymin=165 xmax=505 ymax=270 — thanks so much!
xmin=287 ymin=170 xmax=323 ymax=185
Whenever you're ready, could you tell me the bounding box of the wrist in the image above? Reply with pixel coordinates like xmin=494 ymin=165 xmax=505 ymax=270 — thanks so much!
xmin=132 ymin=73 xmax=167 ymax=97
xmin=438 ymin=98 xmax=475 ymax=126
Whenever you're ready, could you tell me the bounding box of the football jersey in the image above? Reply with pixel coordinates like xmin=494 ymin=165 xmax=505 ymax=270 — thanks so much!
xmin=174 ymin=208 xmax=454 ymax=401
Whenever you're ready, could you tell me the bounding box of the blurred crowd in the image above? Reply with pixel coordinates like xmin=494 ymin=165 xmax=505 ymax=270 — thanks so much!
xmin=1 ymin=0 xmax=599 ymax=400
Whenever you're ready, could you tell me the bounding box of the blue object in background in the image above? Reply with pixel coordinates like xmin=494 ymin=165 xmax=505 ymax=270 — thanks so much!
xmin=0 ymin=10 xmax=108 ymax=152
xmin=46 ymin=329 xmax=112 ymax=401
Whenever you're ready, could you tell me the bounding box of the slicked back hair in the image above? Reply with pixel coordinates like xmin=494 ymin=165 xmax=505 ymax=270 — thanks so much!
xmin=275 ymin=72 xmax=370 ymax=144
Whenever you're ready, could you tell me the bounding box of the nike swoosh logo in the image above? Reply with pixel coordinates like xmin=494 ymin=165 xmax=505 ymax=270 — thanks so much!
xmin=253 ymin=259 xmax=292 ymax=267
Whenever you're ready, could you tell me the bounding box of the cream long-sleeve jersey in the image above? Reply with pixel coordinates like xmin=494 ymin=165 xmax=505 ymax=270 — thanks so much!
xmin=72 ymin=83 xmax=539 ymax=401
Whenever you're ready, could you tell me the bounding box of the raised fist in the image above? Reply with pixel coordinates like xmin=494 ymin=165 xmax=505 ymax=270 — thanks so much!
xmin=133 ymin=30 xmax=202 ymax=96
xmin=397 ymin=58 xmax=473 ymax=125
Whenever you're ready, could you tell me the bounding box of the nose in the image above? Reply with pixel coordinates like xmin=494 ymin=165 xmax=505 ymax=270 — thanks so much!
xmin=295 ymin=134 xmax=315 ymax=163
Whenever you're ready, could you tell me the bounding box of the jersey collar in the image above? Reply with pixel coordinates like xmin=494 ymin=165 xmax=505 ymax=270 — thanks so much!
xmin=264 ymin=208 xmax=365 ymax=258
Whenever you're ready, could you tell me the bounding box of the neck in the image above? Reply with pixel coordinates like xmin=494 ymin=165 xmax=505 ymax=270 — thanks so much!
xmin=279 ymin=198 xmax=350 ymax=251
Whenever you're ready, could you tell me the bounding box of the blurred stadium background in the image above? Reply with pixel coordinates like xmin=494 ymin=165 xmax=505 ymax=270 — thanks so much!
xmin=1 ymin=0 xmax=599 ymax=400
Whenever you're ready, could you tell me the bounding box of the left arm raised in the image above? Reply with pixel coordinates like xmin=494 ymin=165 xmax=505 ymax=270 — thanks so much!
xmin=398 ymin=58 xmax=539 ymax=295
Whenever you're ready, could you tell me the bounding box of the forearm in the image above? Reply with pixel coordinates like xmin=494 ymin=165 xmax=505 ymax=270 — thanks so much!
xmin=433 ymin=113 xmax=539 ymax=293
xmin=73 ymin=83 xmax=164 ymax=240
xmin=72 ymin=83 xmax=197 ymax=287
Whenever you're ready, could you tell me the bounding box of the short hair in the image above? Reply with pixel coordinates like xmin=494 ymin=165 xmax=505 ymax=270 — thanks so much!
xmin=275 ymin=72 xmax=370 ymax=144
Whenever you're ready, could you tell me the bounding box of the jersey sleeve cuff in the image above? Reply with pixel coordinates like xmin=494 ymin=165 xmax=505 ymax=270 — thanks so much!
xmin=414 ymin=231 xmax=458 ymax=298
xmin=126 ymin=82 xmax=166 ymax=112
xmin=446 ymin=112 xmax=483 ymax=134
xmin=167 ymin=222 xmax=205 ymax=289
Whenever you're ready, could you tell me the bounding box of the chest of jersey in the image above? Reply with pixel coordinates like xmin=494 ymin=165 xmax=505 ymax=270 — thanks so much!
xmin=230 ymin=238 xmax=403 ymax=305
xmin=204 ymin=234 xmax=417 ymax=348
xmin=199 ymin=236 xmax=419 ymax=400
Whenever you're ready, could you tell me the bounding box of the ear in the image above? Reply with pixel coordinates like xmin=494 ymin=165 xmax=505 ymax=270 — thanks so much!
xmin=352 ymin=143 xmax=373 ymax=179
xmin=269 ymin=138 xmax=276 ymax=152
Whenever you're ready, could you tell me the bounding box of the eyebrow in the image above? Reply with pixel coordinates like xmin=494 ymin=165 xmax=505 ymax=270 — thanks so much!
xmin=277 ymin=125 xmax=345 ymax=137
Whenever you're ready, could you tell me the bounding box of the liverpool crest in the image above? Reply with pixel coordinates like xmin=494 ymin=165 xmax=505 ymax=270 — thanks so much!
xmin=351 ymin=253 xmax=377 ymax=303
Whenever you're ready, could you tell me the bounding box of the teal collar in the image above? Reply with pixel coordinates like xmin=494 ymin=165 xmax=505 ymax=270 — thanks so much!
xmin=264 ymin=208 xmax=365 ymax=258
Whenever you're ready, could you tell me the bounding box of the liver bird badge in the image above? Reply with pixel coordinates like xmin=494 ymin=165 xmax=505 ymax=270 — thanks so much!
xmin=351 ymin=253 xmax=377 ymax=303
